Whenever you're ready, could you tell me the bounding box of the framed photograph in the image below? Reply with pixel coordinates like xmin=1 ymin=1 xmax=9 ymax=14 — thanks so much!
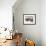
xmin=23 ymin=14 xmax=36 ymax=25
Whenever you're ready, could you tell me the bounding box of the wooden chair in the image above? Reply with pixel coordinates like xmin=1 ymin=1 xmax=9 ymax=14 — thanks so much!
xmin=25 ymin=40 xmax=35 ymax=46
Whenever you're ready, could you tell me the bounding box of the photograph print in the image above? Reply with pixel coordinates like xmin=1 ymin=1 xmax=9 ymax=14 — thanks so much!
xmin=23 ymin=14 xmax=36 ymax=25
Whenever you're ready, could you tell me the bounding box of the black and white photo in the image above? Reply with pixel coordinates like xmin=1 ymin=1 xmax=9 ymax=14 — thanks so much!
xmin=23 ymin=14 xmax=36 ymax=25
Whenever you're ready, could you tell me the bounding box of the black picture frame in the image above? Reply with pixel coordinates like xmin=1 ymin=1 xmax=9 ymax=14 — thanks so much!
xmin=23 ymin=14 xmax=36 ymax=25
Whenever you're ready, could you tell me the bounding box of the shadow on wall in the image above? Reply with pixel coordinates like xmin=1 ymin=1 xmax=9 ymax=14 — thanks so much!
xmin=12 ymin=0 xmax=41 ymax=46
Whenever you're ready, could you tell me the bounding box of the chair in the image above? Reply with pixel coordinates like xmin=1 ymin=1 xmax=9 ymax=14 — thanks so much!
xmin=25 ymin=40 xmax=35 ymax=46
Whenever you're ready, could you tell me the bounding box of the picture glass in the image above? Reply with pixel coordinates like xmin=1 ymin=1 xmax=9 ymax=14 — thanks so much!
xmin=23 ymin=14 xmax=36 ymax=25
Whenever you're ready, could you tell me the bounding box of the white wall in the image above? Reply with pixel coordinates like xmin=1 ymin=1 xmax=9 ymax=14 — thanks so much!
xmin=41 ymin=0 xmax=46 ymax=46
xmin=0 ymin=0 xmax=16 ymax=30
xmin=13 ymin=0 xmax=41 ymax=46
